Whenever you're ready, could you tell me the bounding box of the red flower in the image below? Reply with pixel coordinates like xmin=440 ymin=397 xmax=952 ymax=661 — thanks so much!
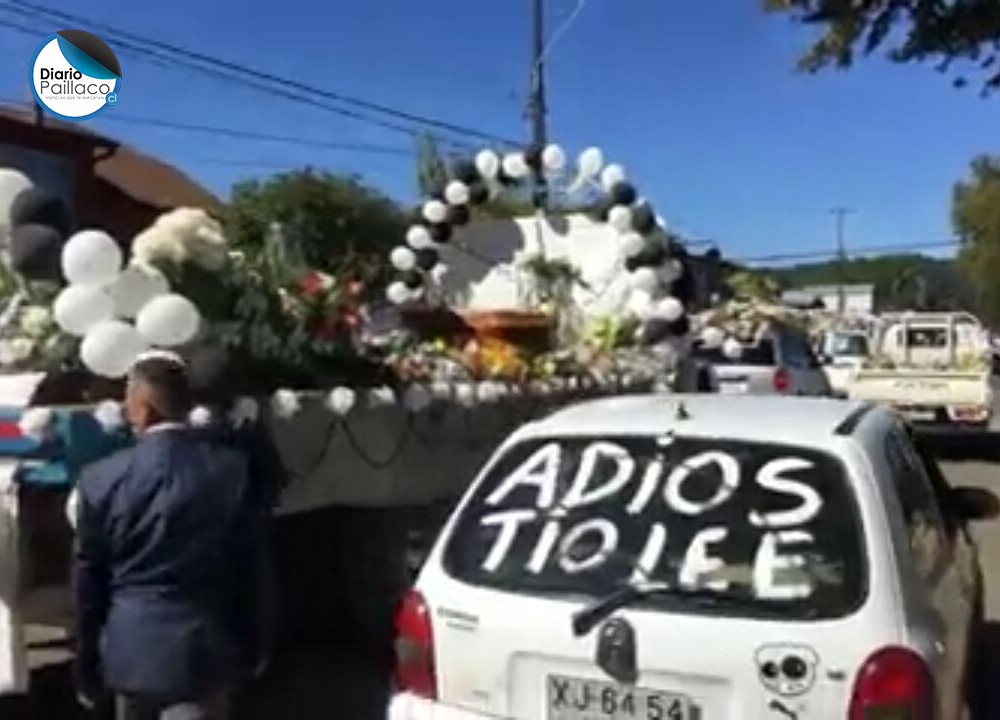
xmin=298 ymin=272 xmax=325 ymax=299
xmin=313 ymin=317 xmax=339 ymax=340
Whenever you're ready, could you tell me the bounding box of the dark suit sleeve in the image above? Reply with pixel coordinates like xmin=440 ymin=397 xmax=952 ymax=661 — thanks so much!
xmin=74 ymin=473 xmax=110 ymax=687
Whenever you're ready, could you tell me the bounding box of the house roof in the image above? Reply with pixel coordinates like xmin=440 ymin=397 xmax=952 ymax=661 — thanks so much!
xmin=0 ymin=103 xmax=220 ymax=212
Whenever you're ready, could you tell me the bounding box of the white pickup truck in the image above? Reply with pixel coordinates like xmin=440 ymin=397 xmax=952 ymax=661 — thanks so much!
xmin=847 ymin=312 xmax=993 ymax=429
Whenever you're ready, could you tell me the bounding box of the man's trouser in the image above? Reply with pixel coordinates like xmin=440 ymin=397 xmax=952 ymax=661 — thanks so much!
xmin=114 ymin=691 xmax=230 ymax=720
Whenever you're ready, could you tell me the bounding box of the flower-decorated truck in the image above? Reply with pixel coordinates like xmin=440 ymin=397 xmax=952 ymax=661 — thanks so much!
xmin=0 ymin=144 xmax=708 ymax=694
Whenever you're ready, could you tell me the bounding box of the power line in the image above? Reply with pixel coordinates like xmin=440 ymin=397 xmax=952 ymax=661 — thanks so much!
xmin=0 ymin=95 xmax=414 ymax=156
xmin=736 ymin=239 xmax=960 ymax=265
xmin=1 ymin=1 xmax=517 ymax=147
xmin=0 ymin=13 xmax=474 ymax=148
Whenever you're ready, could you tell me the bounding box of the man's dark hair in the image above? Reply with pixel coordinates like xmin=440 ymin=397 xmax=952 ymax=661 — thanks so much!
xmin=129 ymin=356 xmax=192 ymax=421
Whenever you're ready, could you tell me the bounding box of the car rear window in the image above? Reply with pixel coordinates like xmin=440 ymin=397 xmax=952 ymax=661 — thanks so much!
xmin=442 ymin=435 xmax=866 ymax=620
xmin=692 ymin=339 xmax=777 ymax=366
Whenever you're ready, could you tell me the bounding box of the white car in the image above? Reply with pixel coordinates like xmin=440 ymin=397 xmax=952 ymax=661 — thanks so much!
xmin=389 ymin=394 xmax=989 ymax=720
xmin=691 ymin=324 xmax=832 ymax=397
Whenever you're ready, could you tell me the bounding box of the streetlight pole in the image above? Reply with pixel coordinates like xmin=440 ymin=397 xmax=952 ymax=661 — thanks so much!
xmin=527 ymin=0 xmax=548 ymax=210
xmin=831 ymin=207 xmax=853 ymax=313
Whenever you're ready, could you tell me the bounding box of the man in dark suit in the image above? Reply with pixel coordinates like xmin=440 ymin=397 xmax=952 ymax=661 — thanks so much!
xmin=74 ymin=354 xmax=269 ymax=719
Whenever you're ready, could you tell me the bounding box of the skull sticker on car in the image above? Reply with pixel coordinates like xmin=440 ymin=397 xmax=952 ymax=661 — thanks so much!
xmin=755 ymin=644 xmax=819 ymax=697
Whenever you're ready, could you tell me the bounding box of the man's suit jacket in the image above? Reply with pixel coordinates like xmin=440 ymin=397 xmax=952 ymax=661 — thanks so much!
xmin=74 ymin=425 xmax=264 ymax=702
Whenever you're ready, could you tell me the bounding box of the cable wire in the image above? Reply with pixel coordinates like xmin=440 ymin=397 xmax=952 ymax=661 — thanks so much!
xmin=1 ymin=1 xmax=517 ymax=147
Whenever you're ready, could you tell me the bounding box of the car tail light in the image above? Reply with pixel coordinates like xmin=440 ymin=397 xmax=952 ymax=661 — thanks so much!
xmin=393 ymin=588 xmax=436 ymax=699
xmin=772 ymin=367 xmax=790 ymax=392
xmin=848 ymin=647 xmax=934 ymax=720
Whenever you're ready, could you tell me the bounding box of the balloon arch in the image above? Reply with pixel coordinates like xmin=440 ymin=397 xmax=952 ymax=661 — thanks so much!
xmin=383 ymin=143 xmax=695 ymax=340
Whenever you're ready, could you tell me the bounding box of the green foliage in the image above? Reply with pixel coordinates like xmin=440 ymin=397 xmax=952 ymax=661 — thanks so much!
xmin=224 ymin=168 xmax=407 ymax=283
xmin=761 ymin=253 xmax=973 ymax=312
xmin=953 ymin=155 xmax=1000 ymax=323
xmin=765 ymin=0 xmax=1000 ymax=93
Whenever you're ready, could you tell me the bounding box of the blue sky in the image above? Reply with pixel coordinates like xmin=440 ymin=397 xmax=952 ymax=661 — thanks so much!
xmin=2 ymin=0 xmax=999 ymax=264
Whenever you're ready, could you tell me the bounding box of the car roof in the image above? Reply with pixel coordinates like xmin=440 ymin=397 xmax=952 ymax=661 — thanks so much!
xmin=517 ymin=394 xmax=887 ymax=449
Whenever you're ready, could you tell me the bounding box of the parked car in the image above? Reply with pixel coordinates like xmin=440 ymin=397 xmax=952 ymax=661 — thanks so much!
xmin=816 ymin=329 xmax=872 ymax=397
xmin=390 ymin=394 xmax=990 ymax=720
xmin=691 ymin=323 xmax=832 ymax=396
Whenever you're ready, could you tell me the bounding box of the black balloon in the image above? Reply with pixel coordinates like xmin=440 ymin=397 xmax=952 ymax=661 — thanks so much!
xmin=9 ymin=222 xmax=63 ymax=280
xmin=428 ymin=222 xmax=452 ymax=243
xmin=415 ymin=247 xmax=439 ymax=271
xmin=468 ymin=182 xmax=490 ymax=205
xmin=624 ymin=255 xmax=641 ymax=273
xmin=451 ymin=159 xmax=480 ymax=185
xmin=609 ymin=182 xmax=638 ymax=207
xmin=402 ymin=269 xmax=424 ymax=289
xmin=665 ymin=315 xmax=691 ymax=337
xmin=671 ymin=270 xmax=695 ymax=306
xmin=524 ymin=145 xmax=544 ymax=172
xmin=446 ymin=204 xmax=470 ymax=226
xmin=631 ymin=203 xmax=657 ymax=234
xmin=633 ymin=241 xmax=667 ymax=268
xmin=9 ymin=188 xmax=72 ymax=236
xmin=594 ymin=195 xmax=616 ymax=222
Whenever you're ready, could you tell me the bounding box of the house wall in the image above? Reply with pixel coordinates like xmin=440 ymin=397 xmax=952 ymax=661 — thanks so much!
xmin=0 ymin=117 xmax=179 ymax=245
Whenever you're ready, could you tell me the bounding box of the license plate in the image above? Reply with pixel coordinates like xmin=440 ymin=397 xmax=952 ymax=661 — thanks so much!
xmin=897 ymin=407 xmax=936 ymax=421
xmin=718 ymin=381 xmax=747 ymax=394
xmin=547 ymin=675 xmax=690 ymax=720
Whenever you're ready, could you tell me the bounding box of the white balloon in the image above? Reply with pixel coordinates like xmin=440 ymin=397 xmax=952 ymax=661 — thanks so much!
xmin=601 ymin=164 xmax=627 ymax=191
xmin=629 ymin=267 xmax=660 ymax=294
xmin=502 ymin=152 xmax=530 ymax=179
xmin=406 ymin=225 xmax=433 ymax=250
xmin=653 ymin=296 xmax=684 ymax=322
xmin=390 ymin=246 xmax=416 ymax=272
xmin=327 ymin=386 xmax=356 ymax=416
xmin=722 ymin=337 xmax=743 ymax=360
xmin=0 ymin=169 xmax=33 ymax=236
xmin=619 ymin=232 xmax=645 ymax=258
xmin=386 ymin=281 xmax=410 ymax=305
xmin=700 ymin=326 xmax=725 ymax=349
xmin=627 ymin=290 xmax=654 ymax=320
xmin=577 ymin=147 xmax=604 ymax=178
xmin=62 ymin=229 xmax=122 ymax=286
xmin=422 ymin=200 xmax=448 ymax=224
xmin=53 ymin=284 xmax=114 ymax=336
xmin=444 ymin=181 xmax=470 ymax=206
xmin=135 ymin=293 xmax=201 ymax=347
xmin=430 ymin=263 xmax=449 ymax=283
xmin=109 ymin=263 xmax=169 ymax=318
xmin=542 ymin=144 xmax=566 ymax=172
xmin=475 ymin=149 xmax=501 ymax=179
xmin=80 ymin=320 xmax=149 ymax=378
xmin=608 ymin=205 xmax=633 ymax=233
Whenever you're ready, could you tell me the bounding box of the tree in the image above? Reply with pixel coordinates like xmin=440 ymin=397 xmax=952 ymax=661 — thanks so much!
xmin=225 ymin=169 xmax=407 ymax=284
xmin=953 ymin=155 xmax=1000 ymax=322
xmin=765 ymin=0 xmax=1000 ymax=93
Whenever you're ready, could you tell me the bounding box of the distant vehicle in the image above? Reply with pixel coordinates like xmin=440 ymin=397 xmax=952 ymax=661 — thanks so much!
xmin=390 ymin=394 xmax=990 ymax=720
xmin=690 ymin=322 xmax=832 ymax=396
xmin=849 ymin=312 xmax=993 ymax=429
xmin=817 ymin=329 xmax=872 ymax=397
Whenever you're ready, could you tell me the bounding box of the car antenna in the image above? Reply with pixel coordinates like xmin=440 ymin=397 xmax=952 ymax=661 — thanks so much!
xmin=675 ymin=401 xmax=690 ymax=420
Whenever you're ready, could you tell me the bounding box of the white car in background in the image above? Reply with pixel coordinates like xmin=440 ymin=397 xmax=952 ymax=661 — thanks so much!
xmin=817 ymin=330 xmax=872 ymax=397
xmin=690 ymin=323 xmax=832 ymax=397
xmin=390 ymin=394 xmax=990 ymax=720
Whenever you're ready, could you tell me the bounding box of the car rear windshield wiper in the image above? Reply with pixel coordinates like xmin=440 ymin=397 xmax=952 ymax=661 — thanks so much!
xmin=570 ymin=581 xmax=801 ymax=637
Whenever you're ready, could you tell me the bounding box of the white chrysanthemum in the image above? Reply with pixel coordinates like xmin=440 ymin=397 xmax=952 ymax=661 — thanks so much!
xmin=270 ymin=389 xmax=301 ymax=419
xmin=19 ymin=306 xmax=53 ymax=338
xmin=229 ymin=396 xmax=259 ymax=428
xmin=188 ymin=405 xmax=213 ymax=427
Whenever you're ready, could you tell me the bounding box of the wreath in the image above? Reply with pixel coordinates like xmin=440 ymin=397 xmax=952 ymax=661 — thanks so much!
xmin=383 ymin=143 xmax=695 ymax=344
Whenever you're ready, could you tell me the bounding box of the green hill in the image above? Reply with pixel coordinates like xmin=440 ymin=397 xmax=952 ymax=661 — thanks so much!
xmin=757 ymin=254 xmax=975 ymax=311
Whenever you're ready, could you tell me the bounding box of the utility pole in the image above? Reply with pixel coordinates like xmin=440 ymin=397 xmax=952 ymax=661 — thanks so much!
xmin=831 ymin=207 xmax=852 ymax=313
xmin=527 ymin=0 xmax=548 ymax=210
